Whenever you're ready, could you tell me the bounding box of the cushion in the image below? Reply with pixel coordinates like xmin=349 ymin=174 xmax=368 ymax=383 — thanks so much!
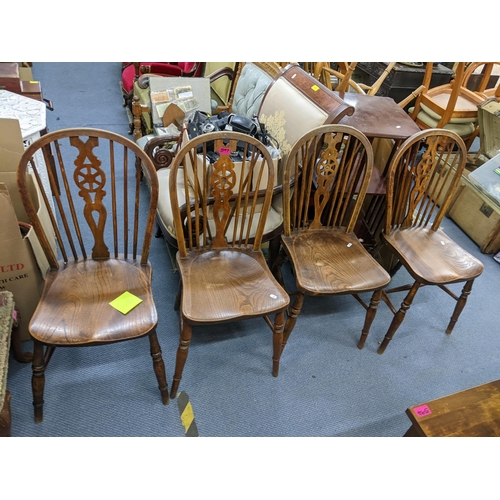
xmin=420 ymin=103 xmax=478 ymax=125
xmin=414 ymin=108 xmax=476 ymax=136
xmin=259 ymin=77 xmax=328 ymax=159
xmin=232 ymin=63 xmax=273 ymax=118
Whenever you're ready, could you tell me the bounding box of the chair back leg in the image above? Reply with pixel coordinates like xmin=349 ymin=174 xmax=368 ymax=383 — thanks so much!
xmin=446 ymin=279 xmax=475 ymax=334
xmin=377 ymin=281 xmax=422 ymax=354
xmin=148 ymin=329 xmax=170 ymax=405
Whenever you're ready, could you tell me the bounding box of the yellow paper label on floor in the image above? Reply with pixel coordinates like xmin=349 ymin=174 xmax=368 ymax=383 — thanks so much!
xmin=109 ymin=291 xmax=142 ymax=314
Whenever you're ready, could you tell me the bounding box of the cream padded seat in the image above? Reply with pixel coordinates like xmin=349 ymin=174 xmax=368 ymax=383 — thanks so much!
xmin=156 ymin=167 xmax=283 ymax=243
xmin=410 ymin=102 xmax=477 ymax=136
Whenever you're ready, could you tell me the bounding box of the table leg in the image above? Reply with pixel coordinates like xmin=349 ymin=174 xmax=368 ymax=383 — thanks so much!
xmin=403 ymin=425 xmax=421 ymax=437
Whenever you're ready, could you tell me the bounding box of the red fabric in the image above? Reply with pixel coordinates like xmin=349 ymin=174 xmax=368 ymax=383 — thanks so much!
xmin=147 ymin=63 xmax=183 ymax=75
xmin=121 ymin=62 xmax=203 ymax=93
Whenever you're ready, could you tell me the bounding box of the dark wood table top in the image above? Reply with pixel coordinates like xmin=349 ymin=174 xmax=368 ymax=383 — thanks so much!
xmin=335 ymin=91 xmax=421 ymax=141
xmin=406 ymin=379 xmax=500 ymax=437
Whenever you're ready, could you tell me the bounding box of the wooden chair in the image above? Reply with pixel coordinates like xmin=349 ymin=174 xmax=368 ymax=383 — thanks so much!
xmin=208 ymin=62 xmax=288 ymax=115
xmin=130 ymin=63 xmax=242 ymax=141
xmin=410 ymin=63 xmax=486 ymax=150
xmin=304 ymin=62 xmax=358 ymax=92
xmin=461 ymin=62 xmax=500 ymax=99
xmin=17 ymin=128 xmax=170 ymax=423
xmin=366 ymin=129 xmax=485 ymax=354
xmin=168 ymin=131 xmax=290 ymax=398
xmin=272 ymin=124 xmax=391 ymax=353
xmin=121 ymin=62 xmax=204 ymax=107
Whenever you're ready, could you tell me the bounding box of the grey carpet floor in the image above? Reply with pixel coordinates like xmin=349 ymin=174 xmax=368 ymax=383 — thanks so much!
xmin=5 ymin=63 xmax=500 ymax=441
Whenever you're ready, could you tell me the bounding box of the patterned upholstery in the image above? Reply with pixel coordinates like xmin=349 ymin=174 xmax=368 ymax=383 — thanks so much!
xmin=232 ymin=63 xmax=273 ymax=118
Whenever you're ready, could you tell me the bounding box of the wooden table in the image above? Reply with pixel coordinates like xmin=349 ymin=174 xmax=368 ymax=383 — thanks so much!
xmin=405 ymin=380 xmax=500 ymax=437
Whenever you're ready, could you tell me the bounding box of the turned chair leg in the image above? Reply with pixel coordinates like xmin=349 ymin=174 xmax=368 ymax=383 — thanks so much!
xmin=281 ymin=293 xmax=305 ymax=355
xmin=148 ymin=330 xmax=169 ymax=405
xmin=170 ymin=315 xmax=192 ymax=399
xmin=272 ymin=311 xmax=285 ymax=377
xmin=378 ymin=281 xmax=421 ymax=354
xmin=446 ymin=279 xmax=474 ymax=334
xmin=32 ymin=340 xmax=46 ymax=423
xmin=358 ymin=289 xmax=383 ymax=349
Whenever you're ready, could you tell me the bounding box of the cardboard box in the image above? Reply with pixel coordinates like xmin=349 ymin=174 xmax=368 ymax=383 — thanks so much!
xmin=0 ymin=118 xmax=55 ymax=340
xmin=0 ymin=63 xmax=21 ymax=93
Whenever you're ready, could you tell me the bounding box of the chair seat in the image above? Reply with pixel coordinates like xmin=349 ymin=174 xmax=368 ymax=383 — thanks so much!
xmin=30 ymin=259 xmax=157 ymax=345
xmin=177 ymin=248 xmax=289 ymax=324
xmin=281 ymin=229 xmax=391 ymax=295
xmin=382 ymin=227 xmax=484 ymax=285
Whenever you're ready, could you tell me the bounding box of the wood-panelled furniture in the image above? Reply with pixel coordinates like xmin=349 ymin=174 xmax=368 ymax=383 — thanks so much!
xmin=405 ymin=379 xmax=500 ymax=436
xmin=17 ymin=128 xmax=170 ymax=423
xmin=355 ymin=62 xmax=455 ymax=108
xmin=364 ymin=129 xmax=485 ymax=354
xmin=168 ymin=131 xmax=290 ymax=398
xmin=0 ymin=62 xmax=53 ymax=110
xmin=272 ymin=124 xmax=391 ymax=353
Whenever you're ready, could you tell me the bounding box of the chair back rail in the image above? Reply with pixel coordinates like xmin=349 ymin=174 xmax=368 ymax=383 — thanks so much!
xmin=283 ymin=124 xmax=374 ymax=236
xmin=384 ymin=129 xmax=467 ymax=234
xmin=169 ymin=131 xmax=275 ymax=258
xmin=17 ymin=128 xmax=159 ymax=271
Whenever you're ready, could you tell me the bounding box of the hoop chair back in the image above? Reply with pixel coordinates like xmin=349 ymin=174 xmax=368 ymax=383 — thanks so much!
xmin=169 ymin=131 xmax=276 ymax=258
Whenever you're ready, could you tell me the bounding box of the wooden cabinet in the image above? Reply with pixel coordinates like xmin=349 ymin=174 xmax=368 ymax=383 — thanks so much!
xmin=354 ymin=62 xmax=455 ymax=108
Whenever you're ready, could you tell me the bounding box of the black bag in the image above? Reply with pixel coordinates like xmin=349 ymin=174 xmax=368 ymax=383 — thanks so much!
xmin=187 ymin=111 xmax=279 ymax=161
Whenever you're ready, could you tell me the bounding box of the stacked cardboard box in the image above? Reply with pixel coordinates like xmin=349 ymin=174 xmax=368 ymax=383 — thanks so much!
xmin=0 ymin=118 xmax=54 ymax=340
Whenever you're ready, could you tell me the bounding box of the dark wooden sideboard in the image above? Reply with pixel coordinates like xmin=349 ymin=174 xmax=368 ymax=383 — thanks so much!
xmin=353 ymin=62 xmax=455 ymax=108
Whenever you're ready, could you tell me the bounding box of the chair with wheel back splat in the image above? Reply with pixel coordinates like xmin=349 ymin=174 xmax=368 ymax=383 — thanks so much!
xmin=17 ymin=128 xmax=170 ymax=423
xmin=167 ymin=130 xmax=290 ymax=398
xmin=272 ymin=124 xmax=391 ymax=354
xmin=364 ymin=129 xmax=485 ymax=354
